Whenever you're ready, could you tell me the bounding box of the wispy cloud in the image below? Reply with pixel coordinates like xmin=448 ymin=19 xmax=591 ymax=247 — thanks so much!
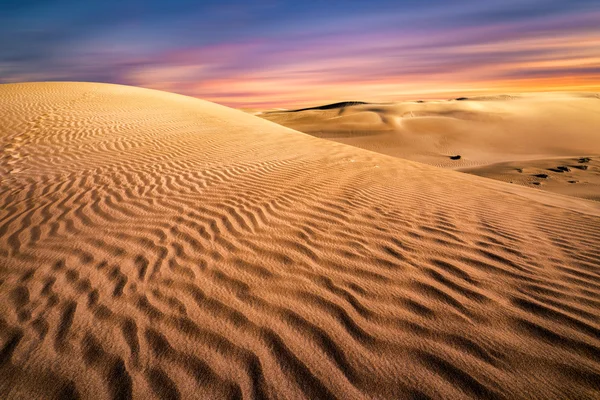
xmin=1 ymin=0 xmax=598 ymax=107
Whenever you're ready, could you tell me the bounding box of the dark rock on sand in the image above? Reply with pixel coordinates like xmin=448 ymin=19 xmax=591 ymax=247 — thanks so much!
xmin=572 ymin=165 xmax=588 ymax=170
xmin=549 ymin=166 xmax=571 ymax=173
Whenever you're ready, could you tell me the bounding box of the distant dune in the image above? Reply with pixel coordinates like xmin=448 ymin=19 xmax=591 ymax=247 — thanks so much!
xmin=1 ymin=83 xmax=600 ymax=399
xmin=287 ymin=101 xmax=369 ymax=112
xmin=260 ymin=93 xmax=600 ymax=199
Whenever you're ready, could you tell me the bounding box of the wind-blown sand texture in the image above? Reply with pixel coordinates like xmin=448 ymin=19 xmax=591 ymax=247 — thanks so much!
xmin=1 ymin=82 xmax=600 ymax=400
xmin=259 ymin=94 xmax=600 ymax=199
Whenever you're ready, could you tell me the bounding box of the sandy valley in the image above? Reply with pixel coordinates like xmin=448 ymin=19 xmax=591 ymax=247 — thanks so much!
xmin=259 ymin=93 xmax=600 ymax=200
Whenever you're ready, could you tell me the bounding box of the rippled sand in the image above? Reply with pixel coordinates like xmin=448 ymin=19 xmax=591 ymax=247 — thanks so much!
xmin=1 ymin=83 xmax=600 ymax=399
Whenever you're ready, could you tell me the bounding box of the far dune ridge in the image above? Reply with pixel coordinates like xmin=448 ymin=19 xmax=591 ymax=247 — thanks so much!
xmin=259 ymin=94 xmax=600 ymax=199
xmin=1 ymin=82 xmax=600 ymax=399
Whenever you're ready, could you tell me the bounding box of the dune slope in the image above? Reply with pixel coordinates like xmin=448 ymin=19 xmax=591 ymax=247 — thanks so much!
xmin=1 ymin=83 xmax=600 ymax=400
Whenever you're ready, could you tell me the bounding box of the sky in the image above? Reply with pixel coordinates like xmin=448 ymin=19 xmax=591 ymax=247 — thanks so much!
xmin=1 ymin=0 xmax=599 ymax=108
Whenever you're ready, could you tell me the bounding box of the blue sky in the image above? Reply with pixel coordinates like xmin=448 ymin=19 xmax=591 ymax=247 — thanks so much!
xmin=1 ymin=0 xmax=599 ymax=106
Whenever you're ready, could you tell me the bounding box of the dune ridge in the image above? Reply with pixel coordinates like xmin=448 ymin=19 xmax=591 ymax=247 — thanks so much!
xmin=1 ymin=82 xmax=600 ymax=399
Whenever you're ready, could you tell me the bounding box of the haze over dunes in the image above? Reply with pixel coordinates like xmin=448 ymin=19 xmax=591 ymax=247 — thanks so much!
xmin=1 ymin=82 xmax=600 ymax=399
xmin=260 ymin=93 xmax=600 ymax=200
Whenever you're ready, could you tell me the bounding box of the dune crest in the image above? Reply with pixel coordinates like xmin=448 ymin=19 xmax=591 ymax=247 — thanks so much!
xmin=1 ymin=82 xmax=600 ymax=399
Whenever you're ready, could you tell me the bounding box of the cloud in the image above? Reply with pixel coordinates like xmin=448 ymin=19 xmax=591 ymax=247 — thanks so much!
xmin=1 ymin=0 xmax=598 ymax=107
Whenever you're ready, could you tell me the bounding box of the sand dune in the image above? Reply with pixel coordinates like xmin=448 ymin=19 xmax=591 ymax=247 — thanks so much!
xmin=1 ymin=82 xmax=600 ymax=399
xmin=461 ymin=156 xmax=600 ymax=202
xmin=260 ymin=94 xmax=600 ymax=199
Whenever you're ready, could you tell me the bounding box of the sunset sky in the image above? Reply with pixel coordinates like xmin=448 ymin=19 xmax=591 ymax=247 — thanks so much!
xmin=2 ymin=0 xmax=599 ymax=107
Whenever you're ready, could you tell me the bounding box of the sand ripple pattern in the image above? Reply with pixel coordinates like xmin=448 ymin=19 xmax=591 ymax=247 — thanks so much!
xmin=1 ymin=82 xmax=600 ymax=399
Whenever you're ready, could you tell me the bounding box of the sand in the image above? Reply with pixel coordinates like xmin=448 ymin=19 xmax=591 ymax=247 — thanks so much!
xmin=460 ymin=156 xmax=600 ymax=202
xmin=1 ymin=82 xmax=600 ymax=400
xmin=260 ymin=94 xmax=600 ymax=199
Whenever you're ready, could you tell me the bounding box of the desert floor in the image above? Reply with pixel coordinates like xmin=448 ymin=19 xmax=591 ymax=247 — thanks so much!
xmin=260 ymin=94 xmax=600 ymax=200
xmin=1 ymin=83 xmax=600 ymax=399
